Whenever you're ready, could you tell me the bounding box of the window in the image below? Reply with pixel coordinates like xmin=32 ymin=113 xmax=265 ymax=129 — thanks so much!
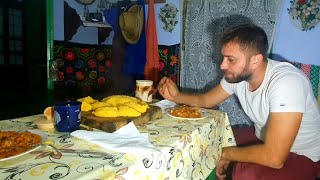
xmin=0 ymin=6 xmax=4 ymax=65
xmin=0 ymin=0 xmax=25 ymax=66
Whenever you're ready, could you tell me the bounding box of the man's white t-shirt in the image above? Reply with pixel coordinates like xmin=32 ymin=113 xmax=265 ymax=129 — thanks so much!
xmin=220 ymin=59 xmax=320 ymax=162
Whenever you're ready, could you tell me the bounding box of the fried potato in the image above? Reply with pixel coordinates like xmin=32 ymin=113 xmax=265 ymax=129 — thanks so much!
xmin=91 ymin=101 xmax=112 ymax=110
xmin=118 ymin=105 xmax=141 ymax=117
xmin=125 ymin=101 xmax=148 ymax=113
xmin=77 ymin=96 xmax=96 ymax=104
xmin=81 ymin=101 xmax=92 ymax=112
xmin=102 ymin=95 xmax=139 ymax=106
xmin=92 ymin=107 xmax=119 ymax=117
xmin=80 ymin=95 xmax=149 ymax=118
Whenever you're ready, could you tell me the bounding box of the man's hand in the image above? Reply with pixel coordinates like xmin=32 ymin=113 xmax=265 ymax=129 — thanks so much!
xmin=157 ymin=77 xmax=179 ymax=101
xmin=216 ymin=156 xmax=230 ymax=180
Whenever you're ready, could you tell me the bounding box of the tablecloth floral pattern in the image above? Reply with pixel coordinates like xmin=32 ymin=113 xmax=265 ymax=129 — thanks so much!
xmin=0 ymin=110 xmax=235 ymax=180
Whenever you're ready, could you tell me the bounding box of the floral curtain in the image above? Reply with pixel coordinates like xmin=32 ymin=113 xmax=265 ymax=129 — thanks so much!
xmin=181 ymin=0 xmax=281 ymax=126
xmin=53 ymin=41 xmax=179 ymax=101
xmin=159 ymin=44 xmax=180 ymax=85
xmin=53 ymin=41 xmax=112 ymax=100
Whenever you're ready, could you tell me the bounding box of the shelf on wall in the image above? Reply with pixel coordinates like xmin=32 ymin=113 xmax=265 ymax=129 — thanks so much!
xmin=144 ymin=0 xmax=166 ymax=3
xmin=82 ymin=21 xmax=112 ymax=28
xmin=80 ymin=15 xmax=112 ymax=28
xmin=79 ymin=0 xmax=167 ymax=27
xmin=129 ymin=0 xmax=166 ymax=4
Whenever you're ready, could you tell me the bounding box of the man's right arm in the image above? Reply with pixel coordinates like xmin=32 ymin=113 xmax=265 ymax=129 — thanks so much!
xmin=171 ymin=84 xmax=231 ymax=108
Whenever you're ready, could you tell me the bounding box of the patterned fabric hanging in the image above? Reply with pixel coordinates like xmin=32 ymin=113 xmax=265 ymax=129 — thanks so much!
xmin=54 ymin=41 xmax=112 ymax=99
xmin=53 ymin=41 xmax=179 ymax=100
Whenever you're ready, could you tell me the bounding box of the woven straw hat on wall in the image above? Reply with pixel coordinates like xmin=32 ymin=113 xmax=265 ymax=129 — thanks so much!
xmin=119 ymin=5 xmax=144 ymax=44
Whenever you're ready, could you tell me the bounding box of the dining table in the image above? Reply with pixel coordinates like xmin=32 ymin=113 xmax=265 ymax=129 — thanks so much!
xmin=0 ymin=108 xmax=236 ymax=180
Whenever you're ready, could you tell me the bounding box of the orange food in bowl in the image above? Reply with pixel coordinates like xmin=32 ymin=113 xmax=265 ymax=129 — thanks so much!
xmin=0 ymin=131 xmax=42 ymax=159
xmin=170 ymin=106 xmax=201 ymax=118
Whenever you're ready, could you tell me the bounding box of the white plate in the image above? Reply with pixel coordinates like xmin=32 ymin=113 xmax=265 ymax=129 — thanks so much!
xmin=165 ymin=107 xmax=208 ymax=120
xmin=0 ymin=129 xmax=48 ymax=161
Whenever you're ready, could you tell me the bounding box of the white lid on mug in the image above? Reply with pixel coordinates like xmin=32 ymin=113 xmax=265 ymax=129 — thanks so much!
xmin=136 ymin=80 xmax=153 ymax=86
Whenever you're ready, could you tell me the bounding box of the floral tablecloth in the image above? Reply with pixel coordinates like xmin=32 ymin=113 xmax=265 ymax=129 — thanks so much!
xmin=0 ymin=109 xmax=236 ymax=180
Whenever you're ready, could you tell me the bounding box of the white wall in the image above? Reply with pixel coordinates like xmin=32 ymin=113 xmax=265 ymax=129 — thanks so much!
xmin=272 ymin=0 xmax=320 ymax=65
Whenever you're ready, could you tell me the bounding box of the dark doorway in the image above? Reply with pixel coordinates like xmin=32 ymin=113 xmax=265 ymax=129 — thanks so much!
xmin=0 ymin=0 xmax=49 ymax=120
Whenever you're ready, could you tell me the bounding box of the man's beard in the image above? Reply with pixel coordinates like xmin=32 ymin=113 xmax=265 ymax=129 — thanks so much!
xmin=224 ymin=67 xmax=252 ymax=83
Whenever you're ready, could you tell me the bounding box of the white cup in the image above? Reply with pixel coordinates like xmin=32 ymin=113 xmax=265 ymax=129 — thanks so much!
xmin=135 ymin=80 xmax=153 ymax=102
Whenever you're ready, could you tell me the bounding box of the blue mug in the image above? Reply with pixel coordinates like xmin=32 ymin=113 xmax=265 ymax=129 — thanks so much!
xmin=54 ymin=101 xmax=81 ymax=132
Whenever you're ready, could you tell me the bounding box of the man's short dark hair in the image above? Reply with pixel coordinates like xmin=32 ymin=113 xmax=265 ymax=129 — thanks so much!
xmin=220 ymin=24 xmax=269 ymax=60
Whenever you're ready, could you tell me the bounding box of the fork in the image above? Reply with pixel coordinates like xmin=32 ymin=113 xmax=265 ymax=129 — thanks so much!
xmin=44 ymin=144 xmax=108 ymax=156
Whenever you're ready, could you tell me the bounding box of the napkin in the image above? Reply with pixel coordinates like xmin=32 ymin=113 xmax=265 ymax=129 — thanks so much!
xmin=70 ymin=122 xmax=160 ymax=156
xmin=151 ymin=99 xmax=177 ymax=112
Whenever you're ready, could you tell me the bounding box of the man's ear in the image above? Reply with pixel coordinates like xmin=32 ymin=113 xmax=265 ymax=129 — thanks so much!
xmin=258 ymin=54 xmax=264 ymax=62
xmin=253 ymin=54 xmax=263 ymax=64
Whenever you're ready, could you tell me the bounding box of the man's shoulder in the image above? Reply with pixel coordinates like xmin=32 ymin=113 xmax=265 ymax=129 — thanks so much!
xmin=264 ymin=59 xmax=310 ymax=96
xmin=267 ymin=59 xmax=306 ymax=80
xmin=268 ymin=59 xmax=296 ymax=70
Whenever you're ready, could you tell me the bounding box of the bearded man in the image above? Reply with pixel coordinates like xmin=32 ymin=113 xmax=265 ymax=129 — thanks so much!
xmin=157 ymin=24 xmax=320 ymax=179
